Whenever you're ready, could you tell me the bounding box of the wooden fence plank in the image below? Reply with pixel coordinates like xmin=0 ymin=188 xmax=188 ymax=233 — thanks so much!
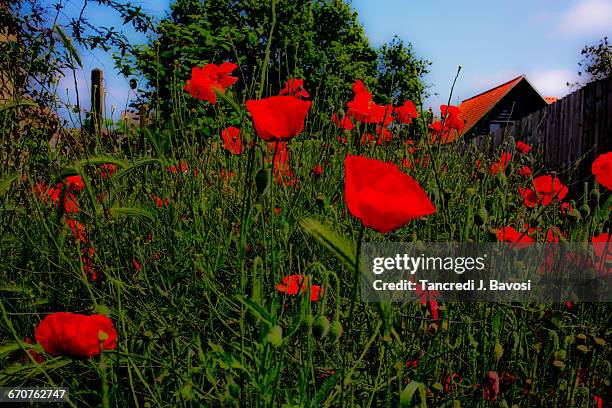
xmin=482 ymin=76 xmax=612 ymax=185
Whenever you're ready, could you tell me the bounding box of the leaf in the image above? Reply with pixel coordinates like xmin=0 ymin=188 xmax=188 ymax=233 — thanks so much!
xmin=53 ymin=25 xmax=82 ymax=67
xmin=235 ymin=295 xmax=273 ymax=325
xmin=110 ymin=206 xmax=155 ymax=222
xmin=74 ymin=156 xmax=127 ymax=168
xmin=0 ymin=342 xmax=20 ymax=358
xmin=314 ymin=372 xmax=341 ymax=406
xmin=299 ymin=218 xmax=356 ymax=268
xmin=114 ymin=158 xmax=163 ymax=180
xmin=0 ymin=173 xmax=18 ymax=197
xmin=400 ymin=381 xmax=427 ymax=408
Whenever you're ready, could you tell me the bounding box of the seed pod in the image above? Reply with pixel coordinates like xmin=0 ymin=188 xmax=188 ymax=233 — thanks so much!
xmin=266 ymin=325 xmax=283 ymax=348
xmin=493 ymin=341 xmax=504 ymax=361
xmin=254 ymin=168 xmax=271 ymax=195
xmin=312 ymin=315 xmax=330 ymax=339
xmin=329 ymin=320 xmax=344 ymax=343
xmin=474 ymin=207 xmax=489 ymax=226
xmin=580 ymin=203 xmax=591 ymax=216
xmin=336 ymin=108 xmax=346 ymax=121
xmin=228 ymin=380 xmax=241 ymax=399
xmin=552 ymin=360 xmax=565 ymax=370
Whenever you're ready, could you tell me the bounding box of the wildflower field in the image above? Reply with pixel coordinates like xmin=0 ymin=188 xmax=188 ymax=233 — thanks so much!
xmin=1 ymin=40 xmax=612 ymax=408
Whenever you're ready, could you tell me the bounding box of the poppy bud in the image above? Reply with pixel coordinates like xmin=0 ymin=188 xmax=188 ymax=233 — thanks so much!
xmin=474 ymin=207 xmax=488 ymax=226
xmin=129 ymin=78 xmax=137 ymax=90
xmin=590 ymin=189 xmax=600 ymax=200
xmin=329 ymin=320 xmax=344 ymax=343
xmin=569 ymin=208 xmax=582 ymax=219
xmin=228 ymin=380 xmax=241 ymax=399
xmin=493 ymin=341 xmax=504 ymax=361
xmin=255 ymin=168 xmax=271 ymax=195
xmin=552 ymin=360 xmax=565 ymax=370
xmin=312 ymin=315 xmax=329 ymax=339
xmin=266 ymin=325 xmax=283 ymax=348
xmin=554 ymin=350 xmax=567 ymax=361
xmin=580 ymin=203 xmax=590 ymax=217
xmin=431 ymin=382 xmax=443 ymax=393
xmin=337 ymin=108 xmax=346 ymax=121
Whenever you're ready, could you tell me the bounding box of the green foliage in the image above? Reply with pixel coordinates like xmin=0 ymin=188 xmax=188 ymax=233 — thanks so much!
xmin=127 ymin=0 xmax=429 ymax=113
xmin=577 ymin=36 xmax=612 ymax=83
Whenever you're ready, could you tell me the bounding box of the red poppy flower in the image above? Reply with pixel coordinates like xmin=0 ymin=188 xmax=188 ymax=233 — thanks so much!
xmin=444 ymin=373 xmax=462 ymax=394
xmin=276 ymin=275 xmax=323 ymax=301
xmin=332 ymin=112 xmax=354 ymax=131
xmin=497 ymin=226 xmax=533 ymax=248
xmin=221 ymin=127 xmax=243 ymax=154
xmin=310 ymin=164 xmax=323 ymax=177
xmin=279 ymin=78 xmax=309 ymax=99
xmin=346 ymin=80 xmax=389 ymax=124
xmin=65 ymin=219 xmax=86 ymax=243
xmin=344 ymin=155 xmax=436 ymax=233
xmin=63 ymin=193 xmax=80 ymax=214
xmin=133 ymin=259 xmax=140 ymax=271
xmin=429 ymin=105 xmax=464 ymax=143
xmin=518 ymin=165 xmax=532 ymax=177
xmin=246 ymin=96 xmax=312 ymax=142
xmin=402 ymin=158 xmax=414 ymax=171
xmin=100 ymin=163 xmax=118 ymax=179
xmin=35 ymin=312 xmax=117 ymax=358
xmin=184 ymin=62 xmax=238 ymax=104
xmin=151 ymin=196 xmax=169 ymax=208
xmin=167 ymin=161 xmax=188 ymax=174
xmin=592 ymin=233 xmax=612 ymax=275
xmin=440 ymin=104 xmax=460 ymax=117
xmin=490 ymin=152 xmax=512 ymax=175
xmin=395 ymin=100 xmax=419 ymax=124
xmin=65 ymin=175 xmax=85 ymax=191
xmin=34 ymin=183 xmax=60 ymax=205
xmin=592 ymin=152 xmax=612 ymax=190
xmin=483 ymin=371 xmax=500 ymax=401
xmin=546 ymin=227 xmax=563 ymax=243
xmin=519 ymin=175 xmax=568 ymax=207
xmin=516 ymin=141 xmax=532 ymax=154
xmin=561 ymin=202 xmax=573 ymax=215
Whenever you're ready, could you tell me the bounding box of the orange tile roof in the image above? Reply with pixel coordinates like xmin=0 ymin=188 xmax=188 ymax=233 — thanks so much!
xmin=458 ymin=75 xmax=525 ymax=135
xmin=544 ymin=96 xmax=558 ymax=104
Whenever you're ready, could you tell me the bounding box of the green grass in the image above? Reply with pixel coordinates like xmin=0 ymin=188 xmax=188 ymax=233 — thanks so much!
xmin=0 ymin=77 xmax=610 ymax=407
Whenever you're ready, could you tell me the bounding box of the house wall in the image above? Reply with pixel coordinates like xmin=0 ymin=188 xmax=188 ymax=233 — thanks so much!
xmin=471 ymin=81 xmax=549 ymax=136
xmin=0 ymin=2 xmax=15 ymax=104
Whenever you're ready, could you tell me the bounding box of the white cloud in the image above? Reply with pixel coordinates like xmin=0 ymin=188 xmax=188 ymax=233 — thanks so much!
xmin=559 ymin=0 xmax=612 ymax=36
xmin=526 ymin=69 xmax=577 ymax=98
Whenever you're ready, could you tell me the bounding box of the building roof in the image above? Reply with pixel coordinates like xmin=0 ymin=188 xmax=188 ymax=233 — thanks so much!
xmin=544 ymin=96 xmax=558 ymax=104
xmin=458 ymin=75 xmax=525 ymax=135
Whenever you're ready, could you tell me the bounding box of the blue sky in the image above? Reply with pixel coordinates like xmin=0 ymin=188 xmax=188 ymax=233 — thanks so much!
xmin=56 ymin=0 xmax=612 ymax=121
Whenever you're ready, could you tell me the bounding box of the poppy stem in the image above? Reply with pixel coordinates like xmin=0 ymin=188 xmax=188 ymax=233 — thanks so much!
xmin=347 ymin=224 xmax=365 ymax=324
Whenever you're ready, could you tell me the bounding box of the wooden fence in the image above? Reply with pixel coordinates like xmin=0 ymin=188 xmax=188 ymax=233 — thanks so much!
xmin=483 ymin=76 xmax=612 ymax=186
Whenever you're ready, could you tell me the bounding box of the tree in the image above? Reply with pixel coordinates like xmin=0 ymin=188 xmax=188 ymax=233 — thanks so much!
xmin=577 ymin=36 xmax=612 ymax=83
xmin=128 ymin=0 xmax=429 ymax=112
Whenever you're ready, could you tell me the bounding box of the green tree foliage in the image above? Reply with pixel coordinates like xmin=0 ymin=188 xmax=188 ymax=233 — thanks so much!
xmin=129 ymin=0 xmax=430 ymax=112
xmin=577 ymin=36 xmax=612 ymax=83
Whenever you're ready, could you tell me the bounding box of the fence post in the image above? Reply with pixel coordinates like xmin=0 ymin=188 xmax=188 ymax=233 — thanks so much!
xmin=139 ymin=103 xmax=148 ymax=149
xmin=90 ymin=68 xmax=103 ymax=135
